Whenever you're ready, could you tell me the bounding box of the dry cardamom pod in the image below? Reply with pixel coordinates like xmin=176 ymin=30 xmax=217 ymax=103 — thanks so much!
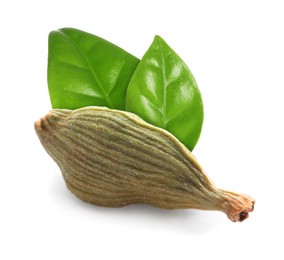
xmin=35 ymin=107 xmax=254 ymax=222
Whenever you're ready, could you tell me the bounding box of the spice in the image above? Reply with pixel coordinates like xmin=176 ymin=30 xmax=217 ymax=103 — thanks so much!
xmin=35 ymin=106 xmax=254 ymax=222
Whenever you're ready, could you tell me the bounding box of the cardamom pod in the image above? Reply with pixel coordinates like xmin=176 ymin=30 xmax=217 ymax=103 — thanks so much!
xmin=34 ymin=106 xmax=254 ymax=222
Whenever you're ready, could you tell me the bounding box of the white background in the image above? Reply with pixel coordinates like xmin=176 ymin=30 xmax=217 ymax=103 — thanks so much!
xmin=1 ymin=0 xmax=284 ymax=259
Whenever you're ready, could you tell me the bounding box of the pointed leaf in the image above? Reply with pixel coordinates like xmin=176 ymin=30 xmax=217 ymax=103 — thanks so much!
xmin=126 ymin=35 xmax=203 ymax=151
xmin=48 ymin=28 xmax=139 ymax=110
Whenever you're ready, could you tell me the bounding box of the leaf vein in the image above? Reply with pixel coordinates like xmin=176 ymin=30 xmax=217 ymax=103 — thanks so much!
xmin=58 ymin=30 xmax=113 ymax=107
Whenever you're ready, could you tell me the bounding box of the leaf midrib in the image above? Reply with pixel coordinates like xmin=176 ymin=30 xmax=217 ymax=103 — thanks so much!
xmin=157 ymin=38 xmax=167 ymax=128
xmin=59 ymin=30 xmax=113 ymax=108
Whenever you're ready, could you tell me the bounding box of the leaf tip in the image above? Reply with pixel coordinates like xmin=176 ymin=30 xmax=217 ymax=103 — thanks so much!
xmin=153 ymin=35 xmax=165 ymax=43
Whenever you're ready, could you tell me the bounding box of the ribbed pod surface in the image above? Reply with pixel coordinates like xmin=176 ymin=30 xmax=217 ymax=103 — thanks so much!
xmin=35 ymin=107 xmax=254 ymax=221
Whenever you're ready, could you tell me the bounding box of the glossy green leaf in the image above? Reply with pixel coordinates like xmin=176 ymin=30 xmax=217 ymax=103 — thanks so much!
xmin=126 ymin=35 xmax=203 ymax=151
xmin=48 ymin=28 xmax=139 ymax=110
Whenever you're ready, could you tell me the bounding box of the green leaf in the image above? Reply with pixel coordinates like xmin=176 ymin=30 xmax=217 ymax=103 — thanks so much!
xmin=126 ymin=35 xmax=203 ymax=151
xmin=48 ymin=28 xmax=139 ymax=110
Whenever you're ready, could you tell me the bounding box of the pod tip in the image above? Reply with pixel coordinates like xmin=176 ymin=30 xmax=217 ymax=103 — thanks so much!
xmin=220 ymin=190 xmax=255 ymax=222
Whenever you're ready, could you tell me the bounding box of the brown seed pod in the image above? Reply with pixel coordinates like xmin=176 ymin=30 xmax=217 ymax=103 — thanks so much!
xmin=35 ymin=107 xmax=254 ymax=222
